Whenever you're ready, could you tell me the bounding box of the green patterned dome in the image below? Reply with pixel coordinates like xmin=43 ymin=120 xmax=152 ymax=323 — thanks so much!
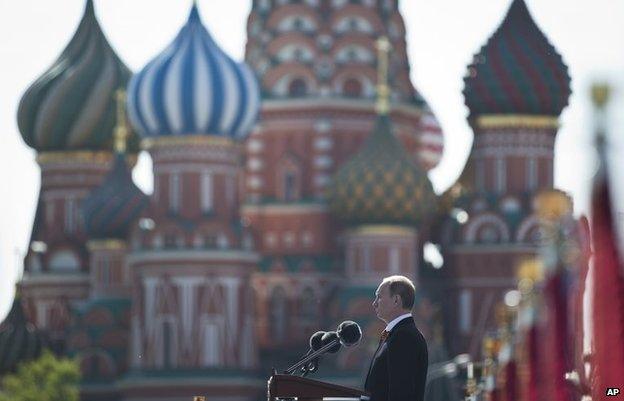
xmin=17 ymin=0 xmax=138 ymax=152
xmin=328 ymin=115 xmax=437 ymax=226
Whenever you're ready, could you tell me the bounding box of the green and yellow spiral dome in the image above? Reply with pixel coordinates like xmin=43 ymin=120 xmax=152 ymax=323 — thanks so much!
xmin=328 ymin=115 xmax=437 ymax=226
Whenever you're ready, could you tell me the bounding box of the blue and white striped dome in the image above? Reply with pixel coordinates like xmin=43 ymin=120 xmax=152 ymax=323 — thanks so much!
xmin=127 ymin=5 xmax=260 ymax=139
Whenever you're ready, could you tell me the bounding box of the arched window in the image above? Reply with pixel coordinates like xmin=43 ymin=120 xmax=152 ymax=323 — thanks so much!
xmin=206 ymin=234 xmax=218 ymax=248
xmin=278 ymin=155 xmax=302 ymax=201
xmin=335 ymin=45 xmax=374 ymax=63
xmin=169 ymin=173 xmax=181 ymax=213
xmin=217 ymin=233 xmax=229 ymax=249
xmin=164 ymin=233 xmax=177 ymax=249
xmin=300 ymin=287 xmax=317 ymax=326
xmin=270 ymin=287 xmax=288 ymax=342
xmin=343 ymin=78 xmax=362 ymax=97
xmin=479 ymin=226 xmax=501 ymax=244
xmin=288 ymin=78 xmax=308 ymax=97
xmin=284 ymin=171 xmax=298 ymax=201
xmin=201 ymin=316 xmax=223 ymax=366
xmin=80 ymin=353 xmax=116 ymax=379
xmin=162 ymin=321 xmax=176 ymax=368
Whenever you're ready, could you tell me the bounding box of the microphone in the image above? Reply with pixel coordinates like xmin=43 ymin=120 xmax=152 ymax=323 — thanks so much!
xmin=284 ymin=321 xmax=362 ymax=375
xmin=309 ymin=331 xmax=325 ymax=351
xmin=337 ymin=320 xmax=362 ymax=346
xmin=320 ymin=331 xmax=341 ymax=353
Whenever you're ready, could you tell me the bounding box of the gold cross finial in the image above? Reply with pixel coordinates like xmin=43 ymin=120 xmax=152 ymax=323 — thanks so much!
xmin=375 ymin=36 xmax=392 ymax=115
xmin=114 ymin=89 xmax=129 ymax=154
xmin=591 ymin=83 xmax=610 ymax=109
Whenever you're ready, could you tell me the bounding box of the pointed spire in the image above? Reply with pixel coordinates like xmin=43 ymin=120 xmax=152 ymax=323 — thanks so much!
xmin=375 ymin=37 xmax=392 ymax=115
xmin=591 ymin=83 xmax=611 ymax=159
xmin=591 ymin=83 xmax=610 ymax=110
xmin=84 ymin=0 xmax=95 ymax=18
xmin=188 ymin=1 xmax=201 ymax=22
xmin=114 ymin=89 xmax=129 ymax=154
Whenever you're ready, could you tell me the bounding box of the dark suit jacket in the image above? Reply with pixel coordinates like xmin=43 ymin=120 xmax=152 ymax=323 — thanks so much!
xmin=364 ymin=317 xmax=428 ymax=401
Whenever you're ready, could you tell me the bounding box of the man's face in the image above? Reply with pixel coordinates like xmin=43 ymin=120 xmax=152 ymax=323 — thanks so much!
xmin=372 ymin=282 xmax=399 ymax=323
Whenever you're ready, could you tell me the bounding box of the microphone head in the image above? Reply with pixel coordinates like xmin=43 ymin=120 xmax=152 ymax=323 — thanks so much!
xmin=309 ymin=331 xmax=326 ymax=351
xmin=337 ymin=321 xmax=362 ymax=346
xmin=321 ymin=331 xmax=342 ymax=353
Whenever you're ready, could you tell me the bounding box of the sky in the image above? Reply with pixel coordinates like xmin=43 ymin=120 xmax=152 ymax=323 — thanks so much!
xmin=1 ymin=0 xmax=624 ymax=320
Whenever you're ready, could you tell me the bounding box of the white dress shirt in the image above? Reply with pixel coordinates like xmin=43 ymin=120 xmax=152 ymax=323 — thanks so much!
xmin=384 ymin=313 xmax=413 ymax=333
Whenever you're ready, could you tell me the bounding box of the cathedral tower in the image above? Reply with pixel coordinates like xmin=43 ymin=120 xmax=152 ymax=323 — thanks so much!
xmin=123 ymin=5 xmax=261 ymax=400
xmin=242 ymin=0 xmax=444 ymax=353
xmin=16 ymin=0 xmax=137 ymax=353
xmin=438 ymin=0 xmax=571 ymax=356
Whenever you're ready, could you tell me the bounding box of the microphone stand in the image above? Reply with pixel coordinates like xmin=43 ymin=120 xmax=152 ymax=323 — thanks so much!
xmin=284 ymin=339 xmax=340 ymax=375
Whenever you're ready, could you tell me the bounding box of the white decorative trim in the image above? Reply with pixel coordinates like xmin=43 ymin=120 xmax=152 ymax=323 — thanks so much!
xmin=265 ymin=232 xmax=277 ymax=248
xmin=301 ymin=231 xmax=313 ymax=247
xmin=247 ymin=176 xmax=263 ymax=189
xmin=418 ymin=150 xmax=443 ymax=162
xmin=313 ymin=155 xmax=333 ymax=169
xmin=246 ymin=139 xmax=264 ymax=153
xmin=247 ymin=157 xmax=264 ymax=171
xmin=283 ymin=231 xmax=296 ymax=248
xmin=516 ymin=215 xmax=541 ymax=243
xmin=314 ymin=119 xmax=332 ymax=133
xmin=464 ymin=213 xmax=510 ymax=244
xmin=389 ymin=247 xmax=400 ymax=273
xmin=313 ymin=137 xmax=333 ymax=150
xmin=200 ymin=172 xmax=213 ymax=212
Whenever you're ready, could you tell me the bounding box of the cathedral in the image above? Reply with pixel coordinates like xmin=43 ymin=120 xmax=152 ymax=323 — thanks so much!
xmin=0 ymin=0 xmax=571 ymax=400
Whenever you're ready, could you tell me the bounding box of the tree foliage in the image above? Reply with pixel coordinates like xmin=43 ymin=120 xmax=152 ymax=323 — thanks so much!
xmin=0 ymin=351 xmax=80 ymax=401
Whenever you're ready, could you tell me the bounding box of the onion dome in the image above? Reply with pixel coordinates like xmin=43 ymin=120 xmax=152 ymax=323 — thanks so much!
xmin=463 ymin=0 xmax=571 ymax=117
xmin=0 ymin=295 xmax=45 ymax=374
xmin=127 ymin=4 xmax=260 ymax=139
xmin=17 ymin=0 xmax=137 ymax=152
xmin=417 ymin=106 xmax=444 ymax=170
xmin=327 ymin=115 xmax=437 ymax=226
xmin=82 ymin=92 xmax=148 ymax=240
xmin=82 ymin=153 xmax=148 ymax=239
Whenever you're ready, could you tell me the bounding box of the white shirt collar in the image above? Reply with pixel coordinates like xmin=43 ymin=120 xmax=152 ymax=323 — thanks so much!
xmin=384 ymin=313 xmax=412 ymax=332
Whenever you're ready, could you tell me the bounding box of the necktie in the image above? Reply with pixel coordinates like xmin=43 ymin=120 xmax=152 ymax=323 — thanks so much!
xmin=379 ymin=330 xmax=389 ymax=345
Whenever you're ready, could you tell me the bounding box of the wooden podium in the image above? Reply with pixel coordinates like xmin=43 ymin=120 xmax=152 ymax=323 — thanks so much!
xmin=267 ymin=374 xmax=369 ymax=401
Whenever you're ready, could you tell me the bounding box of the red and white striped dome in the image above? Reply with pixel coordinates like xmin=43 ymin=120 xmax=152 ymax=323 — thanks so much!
xmin=417 ymin=107 xmax=444 ymax=170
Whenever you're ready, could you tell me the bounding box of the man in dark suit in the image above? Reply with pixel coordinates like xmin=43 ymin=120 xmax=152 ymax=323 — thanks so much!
xmin=364 ymin=275 xmax=428 ymax=401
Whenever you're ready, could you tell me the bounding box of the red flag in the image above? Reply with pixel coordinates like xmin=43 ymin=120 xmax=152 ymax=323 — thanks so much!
xmin=588 ymin=139 xmax=624 ymax=398
xmin=571 ymin=216 xmax=591 ymax=397
xmin=534 ymin=190 xmax=577 ymax=401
